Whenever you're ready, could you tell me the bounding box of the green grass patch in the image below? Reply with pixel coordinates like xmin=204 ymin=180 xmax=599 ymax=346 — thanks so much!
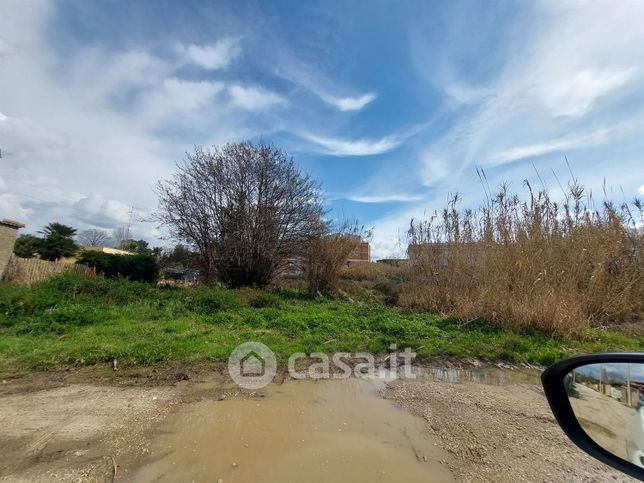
xmin=0 ymin=274 xmax=641 ymax=372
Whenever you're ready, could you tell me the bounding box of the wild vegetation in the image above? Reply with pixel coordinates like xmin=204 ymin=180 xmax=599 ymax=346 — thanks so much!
xmin=5 ymin=145 xmax=641 ymax=373
xmin=76 ymin=251 xmax=159 ymax=283
xmin=0 ymin=274 xmax=641 ymax=373
xmin=368 ymin=175 xmax=643 ymax=337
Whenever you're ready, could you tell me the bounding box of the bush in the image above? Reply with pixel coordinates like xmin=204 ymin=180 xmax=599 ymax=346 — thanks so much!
xmin=77 ymin=250 xmax=159 ymax=283
xmin=404 ymin=179 xmax=644 ymax=336
xmin=248 ymin=292 xmax=283 ymax=308
xmin=185 ymin=287 xmax=243 ymax=313
xmin=306 ymin=223 xmax=369 ymax=295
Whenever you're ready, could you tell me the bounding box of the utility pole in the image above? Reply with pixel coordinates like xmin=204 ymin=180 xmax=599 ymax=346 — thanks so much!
xmin=626 ymin=363 xmax=632 ymax=407
xmin=125 ymin=206 xmax=135 ymax=240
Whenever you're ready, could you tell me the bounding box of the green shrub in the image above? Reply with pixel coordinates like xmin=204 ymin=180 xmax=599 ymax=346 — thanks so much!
xmin=186 ymin=288 xmax=243 ymax=314
xmin=248 ymin=292 xmax=283 ymax=308
xmin=77 ymin=251 xmax=159 ymax=283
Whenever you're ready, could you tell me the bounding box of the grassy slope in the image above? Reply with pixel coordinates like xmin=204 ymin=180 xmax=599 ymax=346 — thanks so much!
xmin=0 ymin=275 xmax=641 ymax=372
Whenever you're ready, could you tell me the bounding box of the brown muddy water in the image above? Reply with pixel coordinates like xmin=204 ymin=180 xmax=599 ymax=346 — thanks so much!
xmin=130 ymin=378 xmax=455 ymax=482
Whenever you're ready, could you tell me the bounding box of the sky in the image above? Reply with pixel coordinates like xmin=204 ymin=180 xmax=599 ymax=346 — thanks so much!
xmin=1 ymin=0 xmax=643 ymax=258
xmin=575 ymin=363 xmax=644 ymax=384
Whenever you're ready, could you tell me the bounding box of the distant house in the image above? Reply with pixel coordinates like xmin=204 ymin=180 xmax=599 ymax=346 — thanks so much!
xmin=279 ymin=238 xmax=371 ymax=278
xmin=56 ymin=245 xmax=135 ymax=265
xmin=83 ymin=246 xmax=135 ymax=256
xmin=0 ymin=219 xmax=24 ymax=280
xmin=407 ymin=242 xmax=486 ymax=267
xmin=407 ymin=243 xmax=450 ymax=265
xmin=346 ymin=240 xmax=371 ymax=266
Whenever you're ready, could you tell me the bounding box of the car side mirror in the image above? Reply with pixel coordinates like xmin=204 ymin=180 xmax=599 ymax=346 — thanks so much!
xmin=542 ymin=353 xmax=644 ymax=481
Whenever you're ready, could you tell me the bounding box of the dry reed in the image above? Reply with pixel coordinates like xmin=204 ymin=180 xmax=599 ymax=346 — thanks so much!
xmin=403 ymin=176 xmax=643 ymax=336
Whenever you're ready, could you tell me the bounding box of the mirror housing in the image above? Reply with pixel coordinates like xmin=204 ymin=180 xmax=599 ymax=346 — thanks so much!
xmin=542 ymin=353 xmax=644 ymax=481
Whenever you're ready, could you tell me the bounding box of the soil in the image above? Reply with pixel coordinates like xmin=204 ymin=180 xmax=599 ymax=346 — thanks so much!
xmin=0 ymin=363 xmax=639 ymax=482
xmin=381 ymin=378 xmax=637 ymax=482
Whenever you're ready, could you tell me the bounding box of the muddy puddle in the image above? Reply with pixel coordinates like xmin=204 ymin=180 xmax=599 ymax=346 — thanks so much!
xmin=130 ymin=378 xmax=454 ymax=482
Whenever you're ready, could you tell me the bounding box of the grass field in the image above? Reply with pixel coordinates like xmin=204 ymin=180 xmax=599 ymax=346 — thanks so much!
xmin=0 ymin=274 xmax=641 ymax=373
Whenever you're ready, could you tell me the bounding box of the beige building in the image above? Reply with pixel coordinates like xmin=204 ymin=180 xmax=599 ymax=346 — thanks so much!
xmin=82 ymin=246 xmax=134 ymax=256
xmin=0 ymin=219 xmax=24 ymax=280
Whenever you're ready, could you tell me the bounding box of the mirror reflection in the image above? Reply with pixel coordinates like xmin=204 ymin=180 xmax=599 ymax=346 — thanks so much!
xmin=566 ymin=363 xmax=644 ymax=468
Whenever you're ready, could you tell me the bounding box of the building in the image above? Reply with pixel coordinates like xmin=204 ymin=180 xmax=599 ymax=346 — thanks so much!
xmin=279 ymin=239 xmax=371 ymax=278
xmin=82 ymin=246 xmax=135 ymax=256
xmin=346 ymin=241 xmax=371 ymax=265
xmin=0 ymin=219 xmax=24 ymax=280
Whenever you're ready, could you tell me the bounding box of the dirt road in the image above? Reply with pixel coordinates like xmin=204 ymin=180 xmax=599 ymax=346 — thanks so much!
xmin=0 ymin=366 xmax=637 ymax=482
xmin=381 ymin=378 xmax=636 ymax=482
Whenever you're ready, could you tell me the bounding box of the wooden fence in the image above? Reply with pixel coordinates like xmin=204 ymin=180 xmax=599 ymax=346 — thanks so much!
xmin=3 ymin=255 xmax=95 ymax=284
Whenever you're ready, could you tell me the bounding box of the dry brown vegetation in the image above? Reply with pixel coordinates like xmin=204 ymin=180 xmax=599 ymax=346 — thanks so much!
xmin=402 ymin=176 xmax=643 ymax=335
xmin=307 ymin=223 xmax=371 ymax=295
xmin=340 ymin=176 xmax=643 ymax=337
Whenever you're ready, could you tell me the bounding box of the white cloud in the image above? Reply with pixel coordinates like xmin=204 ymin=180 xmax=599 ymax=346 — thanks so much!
xmin=0 ymin=3 xmax=273 ymax=241
xmin=265 ymin=41 xmax=376 ymax=112
xmin=180 ymin=38 xmax=241 ymax=70
xmin=540 ymin=68 xmax=636 ymax=118
xmin=345 ymin=193 xmax=423 ymax=203
xmin=488 ymin=125 xmax=628 ymax=167
xmin=138 ymin=78 xmax=225 ymax=122
xmin=71 ymin=193 xmax=134 ymax=229
xmin=320 ymin=92 xmax=377 ymax=112
xmin=228 ymin=85 xmax=285 ymax=110
xmin=301 ymin=133 xmax=404 ymax=156
xmin=638 ymin=185 xmax=644 ymax=196
xmin=301 ymin=124 xmax=424 ymax=157
xmin=412 ymin=0 xmax=644 ymax=187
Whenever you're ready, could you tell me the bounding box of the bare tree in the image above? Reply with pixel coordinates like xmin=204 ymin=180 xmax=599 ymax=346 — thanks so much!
xmin=155 ymin=141 xmax=326 ymax=286
xmin=112 ymin=227 xmax=128 ymax=248
xmin=78 ymin=229 xmax=110 ymax=247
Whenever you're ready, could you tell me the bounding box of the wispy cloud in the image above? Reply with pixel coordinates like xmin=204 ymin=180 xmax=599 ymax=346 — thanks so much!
xmin=319 ymin=92 xmax=377 ymax=112
xmin=488 ymin=125 xmax=629 ymax=167
xmin=344 ymin=193 xmax=424 ymax=204
xmin=228 ymin=85 xmax=285 ymax=111
xmin=179 ymin=38 xmax=241 ymax=70
xmin=540 ymin=68 xmax=636 ymax=119
xmin=301 ymin=124 xmax=423 ymax=156
xmin=413 ymin=1 xmax=644 ymax=187
xmin=138 ymin=78 xmax=225 ymax=122
xmin=300 ymin=133 xmax=404 ymax=156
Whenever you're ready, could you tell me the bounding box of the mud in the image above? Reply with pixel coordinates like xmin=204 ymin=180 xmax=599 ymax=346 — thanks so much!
xmin=0 ymin=362 xmax=637 ymax=482
xmin=130 ymin=378 xmax=454 ymax=482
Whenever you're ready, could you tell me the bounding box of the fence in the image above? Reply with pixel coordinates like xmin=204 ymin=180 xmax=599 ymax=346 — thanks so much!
xmin=3 ymin=255 xmax=95 ymax=284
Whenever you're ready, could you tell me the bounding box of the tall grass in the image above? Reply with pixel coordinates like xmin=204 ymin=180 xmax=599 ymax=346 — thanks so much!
xmin=405 ymin=177 xmax=643 ymax=336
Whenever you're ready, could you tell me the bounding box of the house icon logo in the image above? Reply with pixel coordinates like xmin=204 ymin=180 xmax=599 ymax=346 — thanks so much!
xmin=228 ymin=342 xmax=277 ymax=389
xmin=241 ymin=351 xmax=265 ymax=377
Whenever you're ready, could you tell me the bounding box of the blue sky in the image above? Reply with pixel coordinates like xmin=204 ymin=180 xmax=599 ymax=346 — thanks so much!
xmin=1 ymin=0 xmax=643 ymax=257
